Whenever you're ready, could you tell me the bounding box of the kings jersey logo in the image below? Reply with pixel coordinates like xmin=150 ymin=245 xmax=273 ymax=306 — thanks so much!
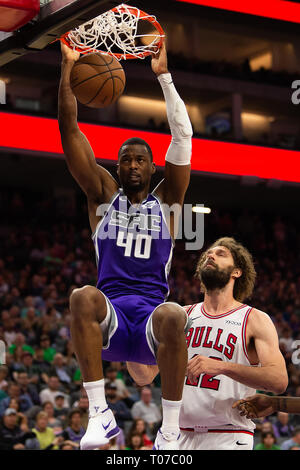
xmin=109 ymin=210 xmax=161 ymax=232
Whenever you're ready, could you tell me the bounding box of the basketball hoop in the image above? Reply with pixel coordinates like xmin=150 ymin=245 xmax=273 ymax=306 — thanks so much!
xmin=60 ymin=3 xmax=165 ymax=60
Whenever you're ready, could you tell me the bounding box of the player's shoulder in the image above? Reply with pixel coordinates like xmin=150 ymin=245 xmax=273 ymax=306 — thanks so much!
xmin=248 ymin=306 xmax=271 ymax=321
xmin=183 ymin=303 xmax=201 ymax=316
xmin=247 ymin=306 xmax=276 ymax=332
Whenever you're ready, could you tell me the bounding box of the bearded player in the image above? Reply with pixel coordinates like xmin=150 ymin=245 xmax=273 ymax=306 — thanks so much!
xmin=58 ymin=42 xmax=192 ymax=450
xmin=178 ymin=237 xmax=288 ymax=450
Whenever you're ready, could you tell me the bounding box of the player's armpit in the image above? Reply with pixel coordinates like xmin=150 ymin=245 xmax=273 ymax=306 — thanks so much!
xmin=152 ymin=164 xmax=190 ymax=239
xmin=154 ymin=162 xmax=191 ymax=207
xmin=126 ymin=362 xmax=159 ymax=386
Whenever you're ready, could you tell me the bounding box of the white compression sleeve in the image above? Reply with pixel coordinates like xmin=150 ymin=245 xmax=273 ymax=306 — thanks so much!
xmin=157 ymin=72 xmax=193 ymax=165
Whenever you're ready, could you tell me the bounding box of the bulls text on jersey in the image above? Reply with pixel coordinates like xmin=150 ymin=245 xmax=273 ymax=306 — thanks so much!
xmin=186 ymin=326 xmax=237 ymax=360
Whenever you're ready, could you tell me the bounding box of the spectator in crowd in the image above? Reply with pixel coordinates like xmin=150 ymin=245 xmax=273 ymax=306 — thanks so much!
xmin=105 ymin=383 xmax=132 ymax=430
xmin=15 ymin=351 xmax=40 ymax=386
xmin=20 ymin=296 xmax=39 ymax=318
xmin=0 ymin=365 xmax=9 ymax=392
xmin=39 ymin=335 xmax=56 ymax=363
xmin=272 ymin=412 xmax=294 ymax=439
xmin=128 ymin=419 xmax=153 ymax=448
xmin=0 ymin=382 xmax=33 ymax=416
xmin=73 ymin=394 xmax=89 ymax=430
xmin=53 ymin=394 xmax=69 ymax=423
xmin=0 ymin=408 xmax=38 ymax=450
xmin=49 ymin=353 xmax=73 ymax=391
xmin=6 ymin=397 xmax=35 ymax=434
xmin=61 ymin=409 xmax=85 ymax=447
xmin=6 ymin=397 xmax=20 ymax=413
xmin=105 ymin=366 xmax=131 ymax=401
xmin=281 ymin=427 xmax=300 ymax=450
xmin=125 ymin=431 xmax=149 ymax=450
xmin=32 ymin=348 xmax=52 ymax=383
xmin=131 ymin=387 xmax=162 ymax=436
xmin=261 ymin=421 xmax=275 ymax=434
xmin=39 ymin=375 xmax=69 ymax=407
xmin=20 ymin=307 xmax=40 ymax=344
xmin=59 ymin=440 xmax=78 ymax=450
xmin=14 ymin=371 xmax=40 ymax=406
xmin=42 ymin=401 xmax=63 ymax=432
xmin=2 ymin=313 xmax=17 ymax=348
xmin=109 ymin=361 xmax=133 ymax=387
xmin=254 ymin=431 xmax=281 ymax=450
xmin=31 ymin=411 xmax=62 ymax=450
xmin=8 ymin=333 xmax=35 ymax=357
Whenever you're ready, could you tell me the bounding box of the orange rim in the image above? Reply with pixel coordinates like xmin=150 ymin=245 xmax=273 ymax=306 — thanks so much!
xmin=60 ymin=5 xmax=165 ymax=59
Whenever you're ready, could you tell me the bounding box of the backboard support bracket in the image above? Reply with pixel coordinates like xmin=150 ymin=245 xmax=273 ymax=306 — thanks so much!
xmin=0 ymin=0 xmax=118 ymax=66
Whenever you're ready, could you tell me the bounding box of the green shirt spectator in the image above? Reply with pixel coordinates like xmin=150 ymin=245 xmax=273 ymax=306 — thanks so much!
xmin=255 ymin=443 xmax=281 ymax=450
xmin=254 ymin=432 xmax=281 ymax=450
xmin=39 ymin=336 xmax=56 ymax=363
xmin=9 ymin=344 xmax=35 ymax=356
xmin=72 ymin=368 xmax=81 ymax=382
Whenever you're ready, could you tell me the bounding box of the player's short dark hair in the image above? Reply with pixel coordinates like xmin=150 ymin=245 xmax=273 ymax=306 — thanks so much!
xmin=68 ymin=408 xmax=82 ymax=424
xmin=118 ymin=137 xmax=153 ymax=162
xmin=261 ymin=431 xmax=276 ymax=442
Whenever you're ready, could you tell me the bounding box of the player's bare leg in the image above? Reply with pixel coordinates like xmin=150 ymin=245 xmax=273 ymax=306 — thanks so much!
xmin=152 ymin=303 xmax=188 ymax=450
xmin=70 ymin=285 xmax=105 ymax=381
xmin=69 ymin=285 xmax=120 ymax=449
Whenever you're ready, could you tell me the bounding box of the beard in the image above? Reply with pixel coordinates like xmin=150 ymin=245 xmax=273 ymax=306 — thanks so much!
xmin=199 ymin=262 xmax=235 ymax=291
xmin=122 ymin=180 xmax=145 ymax=193
xmin=120 ymin=172 xmax=147 ymax=194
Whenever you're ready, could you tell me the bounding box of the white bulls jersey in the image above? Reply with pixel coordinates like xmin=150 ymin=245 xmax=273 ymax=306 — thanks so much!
xmin=180 ymin=302 xmax=257 ymax=432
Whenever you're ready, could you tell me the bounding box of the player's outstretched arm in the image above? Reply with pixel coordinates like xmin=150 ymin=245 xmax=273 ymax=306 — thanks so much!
xmin=152 ymin=43 xmax=192 ymax=211
xmin=58 ymin=43 xmax=118 ymax=212
xmin=187 ymin=309 xmax=288 ymax=394
xmin=232 ymin=394 xmax=300 ymax=419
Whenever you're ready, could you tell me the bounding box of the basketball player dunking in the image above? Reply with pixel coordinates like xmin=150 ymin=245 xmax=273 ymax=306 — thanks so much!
xmin=179 ymin=237 xmax=288 ymax=450
xmin=58 ymin=42 xmax=192 ymax=450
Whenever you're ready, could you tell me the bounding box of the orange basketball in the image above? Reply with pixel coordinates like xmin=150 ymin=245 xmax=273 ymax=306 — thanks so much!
xmin=70 ymin=53 xmax=126 ymax=108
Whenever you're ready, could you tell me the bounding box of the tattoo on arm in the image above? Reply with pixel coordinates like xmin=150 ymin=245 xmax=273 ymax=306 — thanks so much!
xmin=279 ymin=397 xmax=288 ymax=412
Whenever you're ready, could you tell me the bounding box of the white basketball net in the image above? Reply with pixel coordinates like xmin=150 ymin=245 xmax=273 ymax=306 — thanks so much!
xmin=66 ymin=3 xmax=164 ymax=60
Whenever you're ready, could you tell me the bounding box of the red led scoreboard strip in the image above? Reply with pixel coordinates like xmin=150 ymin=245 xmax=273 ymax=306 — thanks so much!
xmin=177 ymin=0 xmax=300 ymax=24
xmin=0 ymin=112 xmax=300 ymax=183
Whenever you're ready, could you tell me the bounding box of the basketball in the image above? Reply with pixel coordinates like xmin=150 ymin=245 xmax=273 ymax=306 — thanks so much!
xmin=70 ymin=53 xmax=126 ymax=108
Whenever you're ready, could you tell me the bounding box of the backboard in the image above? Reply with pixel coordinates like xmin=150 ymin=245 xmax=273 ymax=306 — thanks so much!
xmin=0 ymin=0 xmax=118 ymax=66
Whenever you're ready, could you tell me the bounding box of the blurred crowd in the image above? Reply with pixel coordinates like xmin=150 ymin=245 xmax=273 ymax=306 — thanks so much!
xmin=0 ymin=189 xmax=300 ymax=450
xmin=167 ymin=52 xmax=299 ymax=88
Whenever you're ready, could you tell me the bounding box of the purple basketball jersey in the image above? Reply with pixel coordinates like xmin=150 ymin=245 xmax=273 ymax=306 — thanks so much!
xmin=92 ymin=189 xmax=173 ymax=302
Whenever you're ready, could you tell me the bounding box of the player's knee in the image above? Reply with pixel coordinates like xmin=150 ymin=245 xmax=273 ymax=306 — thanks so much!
xmin=69 ymin=285 xmax=105 ymax=322
xmin=152 ymin=303 xmax=186 ymax=340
